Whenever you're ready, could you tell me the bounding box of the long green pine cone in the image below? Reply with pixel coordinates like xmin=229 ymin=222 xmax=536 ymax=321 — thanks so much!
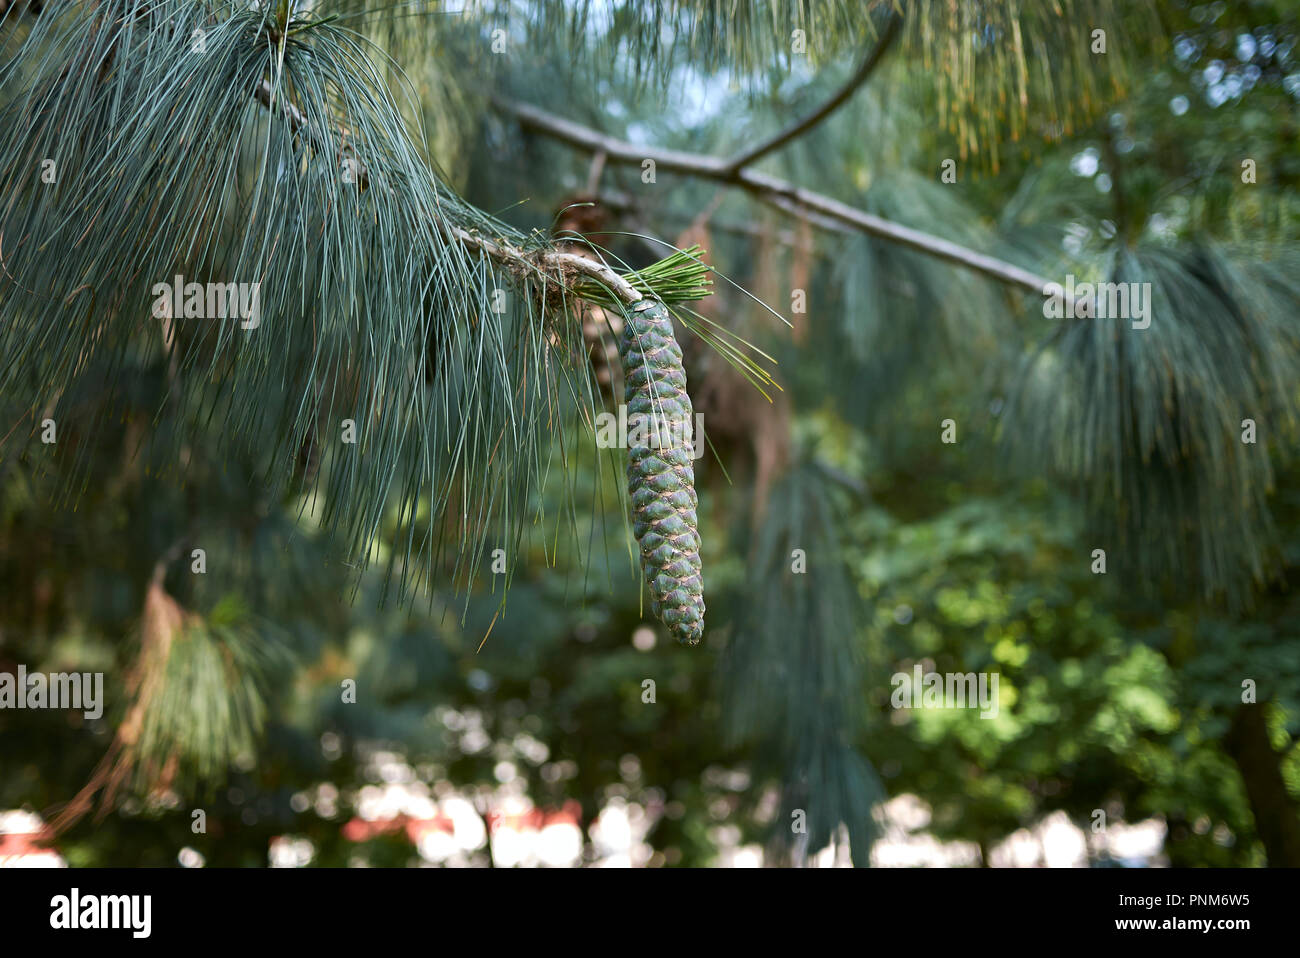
xmin=621 ymin=299 xmax=705 ymax=645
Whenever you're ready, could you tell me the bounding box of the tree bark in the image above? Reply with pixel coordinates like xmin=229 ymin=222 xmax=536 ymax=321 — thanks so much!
xmin=1223 ymin=703 xmax=1300 ymax=866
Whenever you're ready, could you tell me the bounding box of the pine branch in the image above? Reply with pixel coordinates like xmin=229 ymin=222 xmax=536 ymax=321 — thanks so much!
xmin=0 ymin=2 xmax=774 ymax=645
xmin=7 ymin=5 xmax=654 ymax=310
xmin=595 ymin=189 xmax=823 ymax=252
xmin=250 ymin=78 xmax=646 ymax=305
xmin=494 ymin=97 xmax=1064 ymax=300
xmin=720 ymin=6 xmax=903 ymax=175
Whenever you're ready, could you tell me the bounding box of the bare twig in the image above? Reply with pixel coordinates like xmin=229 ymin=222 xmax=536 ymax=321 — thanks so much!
xmin=584 ymin=149 xmax=608 ymax=195
xmin=595 ymin=189 xmax=822 ymax=251
xmin=757 ymin=192 xmax=856 ymax=235
xmin=495 ymin=97 xmax=1065 ymax=301
xmin=722 ymin=8 xmax=903 ymax=175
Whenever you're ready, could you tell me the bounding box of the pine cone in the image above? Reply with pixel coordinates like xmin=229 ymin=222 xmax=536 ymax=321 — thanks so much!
xmin=621 ymin=299 xmax=704 ymax=645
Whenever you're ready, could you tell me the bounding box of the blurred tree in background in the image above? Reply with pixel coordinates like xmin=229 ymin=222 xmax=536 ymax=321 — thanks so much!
xmin=1 ymin=0 xmax=1298 ymax=867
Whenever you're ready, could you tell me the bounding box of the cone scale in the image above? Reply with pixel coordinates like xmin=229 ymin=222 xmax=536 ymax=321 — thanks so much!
xmin=620 ymin=299 xmax=705 ymax=645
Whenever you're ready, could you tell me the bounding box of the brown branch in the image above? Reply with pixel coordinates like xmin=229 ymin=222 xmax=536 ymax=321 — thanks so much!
xmin=449 ymin=225 xmax=642 ymax=305
xmin=584 ymin=149 xmax=608 ymax=195
xmin=757 ymin=191 xmax=856 ymax=235
xmin=47 ymin=576 xmax=194 ymax=835
xmin=722 ymin=8 xmax=903 ymax=175
xmin=498 ymin=97 xmax=733 ymax=177
xmin=595 ymin=188 xmax=822 ymax=252
xmin=494 ymin=96 xmax=1067 ymax=302
xmin=253 ymin=78 xmax=309 ymax=132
